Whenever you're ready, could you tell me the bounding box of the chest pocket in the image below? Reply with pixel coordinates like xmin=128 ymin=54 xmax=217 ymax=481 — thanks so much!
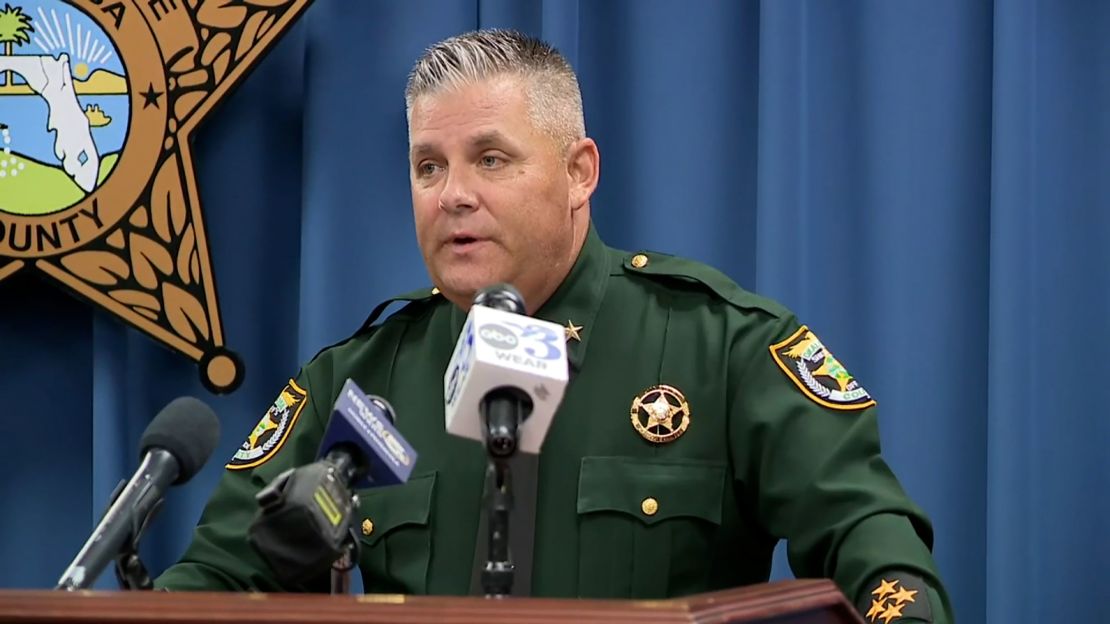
xmin=356 ymin=472 xmax=436 ymax=594
xmin=575 ymin=456 xmax=726 ymax=599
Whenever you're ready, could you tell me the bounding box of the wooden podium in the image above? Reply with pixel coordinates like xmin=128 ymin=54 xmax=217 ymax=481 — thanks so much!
xmin=0 ymin=579 xmax=863 ymax=623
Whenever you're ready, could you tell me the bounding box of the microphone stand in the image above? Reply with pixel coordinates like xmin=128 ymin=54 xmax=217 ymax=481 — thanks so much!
xmin=480 ymin=388 xmax=529 ymax=597
xmin=481 ymin=457 xmax=514 ymax=597
xmin=329 ymin=526 xmax=361 ymax=594
xmin=115 ymin=550 xmax=154 ymax=590
xmin=54 ymin=474 xmax=161 ymax=591
xmin=325 ymin=453 xmax=363 ymax=595
xmin=110 ymin=477 xmax=161 ymax=591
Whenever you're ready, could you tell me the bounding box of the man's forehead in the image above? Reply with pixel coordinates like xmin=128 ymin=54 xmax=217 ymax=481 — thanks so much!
xmin=408 ymin=79 xmax=537 ymax=154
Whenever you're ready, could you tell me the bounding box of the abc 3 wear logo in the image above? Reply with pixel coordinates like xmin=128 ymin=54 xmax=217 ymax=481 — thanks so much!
xmin=477 ymin=321 xmax=564 ymax=361
xmin=0 ymin=0 xmax=314 ymax=393
xmin=478 ymin=323 xmax=519 ymax=350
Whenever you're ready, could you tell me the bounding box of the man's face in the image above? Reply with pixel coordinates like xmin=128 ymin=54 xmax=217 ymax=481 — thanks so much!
xmin=408 ymin=75 xmax=577 ymax=311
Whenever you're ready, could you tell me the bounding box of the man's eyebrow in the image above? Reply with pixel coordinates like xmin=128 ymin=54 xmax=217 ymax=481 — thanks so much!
xmin=410 ymin=143 xmax=435 ymax=160
xmin=471 ymin=131 xmax=508 ymax=148
xmin=410 ymin=131 xmax=512 ymax=161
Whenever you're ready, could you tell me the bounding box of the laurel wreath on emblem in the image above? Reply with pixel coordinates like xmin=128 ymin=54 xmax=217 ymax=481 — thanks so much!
xmin=261 ymin=406 xmax=290 ymax=448
xmin=260 ymin=407 xmax=290 ymax=451
xmin=796 ymin=358 xmax=833 ymax=398
xmin=239 ymin=406 xmax=289 ymax=454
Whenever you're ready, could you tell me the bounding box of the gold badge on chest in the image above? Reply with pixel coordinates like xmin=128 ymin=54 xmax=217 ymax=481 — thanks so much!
xmin=630 ymin=384 xmax=691 ymax=444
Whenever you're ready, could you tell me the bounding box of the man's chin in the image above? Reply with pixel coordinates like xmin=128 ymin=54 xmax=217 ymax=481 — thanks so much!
xmin=436 ymin=274 xmax=508 ymax=304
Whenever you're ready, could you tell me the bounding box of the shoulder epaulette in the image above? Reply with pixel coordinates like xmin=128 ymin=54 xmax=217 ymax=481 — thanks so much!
xmin=620 ymin=250 xmax=789 ymax=318
xmin=305 ymin=287 xmax=442 ymax=367
xmin=357 ymin=286 xmax=442 ymax=333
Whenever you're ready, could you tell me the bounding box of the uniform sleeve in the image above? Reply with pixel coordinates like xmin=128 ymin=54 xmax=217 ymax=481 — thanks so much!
xmin=727 ymin=313 xmax=953 ymax=623
xmin=154 ymin=365 xmax=331 ymax=592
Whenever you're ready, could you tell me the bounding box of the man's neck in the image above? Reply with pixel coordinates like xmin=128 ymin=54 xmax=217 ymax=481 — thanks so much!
xmin=523 ymin=215 xmax=590 ymax=315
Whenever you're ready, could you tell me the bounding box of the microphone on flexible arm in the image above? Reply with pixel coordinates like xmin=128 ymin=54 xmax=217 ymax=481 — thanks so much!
xmin=56 ymin=397 xmax=220 ymax=591
xmin=248 ymin=379 xmax=417 ymax=590
xmin=443 ymin=283 xmax=570 ymax=597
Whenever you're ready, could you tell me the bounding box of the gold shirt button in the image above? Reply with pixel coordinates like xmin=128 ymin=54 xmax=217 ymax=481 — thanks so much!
xmin=631 ymin=254 xmax=649 ymax=269
xmin=361 ymin=518 xmax=374 ymax=536
xmin=641 ymin=497 xmax=659 ymax=516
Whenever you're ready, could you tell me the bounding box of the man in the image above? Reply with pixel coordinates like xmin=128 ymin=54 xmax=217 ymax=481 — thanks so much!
xmin=157 ymin=29 xmax=951 ymax=623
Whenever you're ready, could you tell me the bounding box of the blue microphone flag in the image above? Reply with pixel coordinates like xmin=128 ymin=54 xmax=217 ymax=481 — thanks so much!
xmin=318 ymin=379 xmax=416 ymax=488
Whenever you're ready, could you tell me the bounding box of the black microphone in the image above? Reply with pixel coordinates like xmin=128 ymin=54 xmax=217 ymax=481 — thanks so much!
xmin=248 ymin=379 xmax=417 ymax=588
xmin=473 ymin=283 xmax=526 ymax=315
xmin=474 ymin=284 xmax=534 ymax=457
xmin=56 ymin=397 xmax=220 ymax=591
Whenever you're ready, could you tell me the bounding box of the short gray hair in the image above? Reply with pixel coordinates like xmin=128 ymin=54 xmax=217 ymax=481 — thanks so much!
xmin=405 ymin=29 xmax=586 ymax=153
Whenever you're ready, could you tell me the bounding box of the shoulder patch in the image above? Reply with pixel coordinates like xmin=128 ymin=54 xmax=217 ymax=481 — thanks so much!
xmin=770 ymin=325 xmax=876 ymax=411
xmin=621 ymin=251 xmax=789 ymax=318
xmin=226 ymin=379 xmax=308 ymax=470
xmin=859 ymin=572 xmax=933 ymax=623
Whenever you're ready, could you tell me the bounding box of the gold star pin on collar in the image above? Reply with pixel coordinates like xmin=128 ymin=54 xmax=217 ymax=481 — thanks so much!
xmin=564 ymin=321 xmax=584 ymax=342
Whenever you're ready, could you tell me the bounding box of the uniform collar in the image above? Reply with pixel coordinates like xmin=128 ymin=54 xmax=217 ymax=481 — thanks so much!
xmin=447 ymin=222 xmax=610 ymax=373
xmin=532 ymin=222 xmax=610 ymax=372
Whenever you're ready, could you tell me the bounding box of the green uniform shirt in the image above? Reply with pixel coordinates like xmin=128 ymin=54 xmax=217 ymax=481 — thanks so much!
xmin=157 ymin=225 xmax=952 ymax=623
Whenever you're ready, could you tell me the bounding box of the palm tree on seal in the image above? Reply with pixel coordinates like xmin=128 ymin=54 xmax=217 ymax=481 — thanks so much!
xmin=0 ymin=4 xmax=34 ymax=88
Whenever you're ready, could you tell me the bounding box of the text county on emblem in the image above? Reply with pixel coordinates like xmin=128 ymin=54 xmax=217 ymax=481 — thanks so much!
xmin=0 ymin=0 xmax=314 ymax=393
xmin=630 ymin=384 xmax=691 ymax=444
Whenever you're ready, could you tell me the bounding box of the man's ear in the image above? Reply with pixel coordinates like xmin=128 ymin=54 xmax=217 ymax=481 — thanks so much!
xmin=566 ymin=138 xmax=600 ymax=211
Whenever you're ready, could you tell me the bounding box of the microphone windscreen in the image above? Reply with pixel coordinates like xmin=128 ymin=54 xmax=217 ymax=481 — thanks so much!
xmin=474 ymin=283 xmax=525 ymax=314
xmin=140 ymin=397 xmax=220 ymax=485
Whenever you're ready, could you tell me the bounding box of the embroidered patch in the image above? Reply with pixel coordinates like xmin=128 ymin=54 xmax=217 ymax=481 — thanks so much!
xmin=226 ymin=379 xmax=308 ymax=470
xmin=859 ymin=573 xmax=932 ymax=623
xmin=770 ymin=325 xmax=876 ymax=410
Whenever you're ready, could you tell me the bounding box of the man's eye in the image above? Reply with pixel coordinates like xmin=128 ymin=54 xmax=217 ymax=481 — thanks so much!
xmin=480 ymin=155 xmax=503 ymax=168
xmin=418 ymin=162 xmax=441 ymax=176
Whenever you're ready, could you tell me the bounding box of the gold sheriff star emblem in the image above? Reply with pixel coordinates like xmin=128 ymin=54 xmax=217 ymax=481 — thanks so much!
xmin=630 ymin=384 xmax=691 ymax=444
xmin=0 ymin=0 xmax=314 ymax=392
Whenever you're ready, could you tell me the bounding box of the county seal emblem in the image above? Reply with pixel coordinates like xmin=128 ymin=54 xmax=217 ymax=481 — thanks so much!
xmin=0 ymin=0 xmax=313 ymax=392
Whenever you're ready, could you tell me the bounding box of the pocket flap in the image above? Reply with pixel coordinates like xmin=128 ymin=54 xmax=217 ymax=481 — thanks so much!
xmin=356 ymin=472 xmax=436 ymax=546
xmin=577 ymin=457 xmax=725 ymax=526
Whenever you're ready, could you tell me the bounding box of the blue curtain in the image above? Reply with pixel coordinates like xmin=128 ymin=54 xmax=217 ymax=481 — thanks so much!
xmin=2 ymin=1 xmax=1107 ymax=622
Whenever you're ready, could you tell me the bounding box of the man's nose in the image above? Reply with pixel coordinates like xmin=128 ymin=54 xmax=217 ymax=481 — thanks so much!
xmin=438 ymin=166 xmax=478 ymax=214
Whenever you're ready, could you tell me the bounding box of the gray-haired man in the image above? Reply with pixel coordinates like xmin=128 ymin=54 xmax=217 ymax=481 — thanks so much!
xmin=158 ymin=30 xmax=950 ymax=624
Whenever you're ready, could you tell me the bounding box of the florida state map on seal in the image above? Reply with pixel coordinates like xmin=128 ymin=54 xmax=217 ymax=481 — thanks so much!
xmin=0 ymin=0 xmax=314 ymax=393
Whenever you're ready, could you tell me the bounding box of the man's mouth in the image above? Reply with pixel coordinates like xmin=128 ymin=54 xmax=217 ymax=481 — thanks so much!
xmin=447 ymin=235 xmax=487 ymax=252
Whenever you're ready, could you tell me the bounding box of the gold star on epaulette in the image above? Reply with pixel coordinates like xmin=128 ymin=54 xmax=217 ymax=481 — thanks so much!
xmin=871 ymin=578 xmax=899 ymax=599
xmin=865 ymin=578 xmax=920 ymax=623
xmin=866 ymin=598 xmax=886 ymax=621
xmin=889 ymin=587 xmax=918 ymax=604
xmin=564 ymin=320 xmax=583 ymax=342
xmin=878 ymin=601 xmax=905 ymax=624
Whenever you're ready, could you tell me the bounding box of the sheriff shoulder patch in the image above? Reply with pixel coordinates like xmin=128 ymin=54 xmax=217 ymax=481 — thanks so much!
xmin=226 ymin=379 xmax=308 ymax=470
xmin=770 ymin=325 xmax=876 ymax=411
xmin=859 ymin=572 xmax=932 ymax=623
